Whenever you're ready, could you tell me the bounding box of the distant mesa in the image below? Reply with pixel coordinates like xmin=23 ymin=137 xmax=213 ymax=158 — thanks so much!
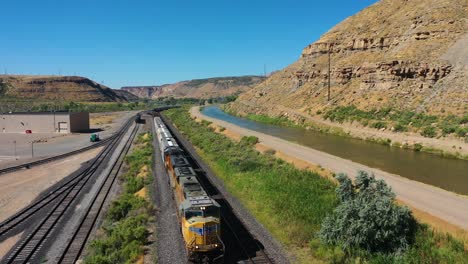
xmin=121 ymin=75 xmax=266 ymax=99
xmin=0 ymin=75 xmax=129 ymax=102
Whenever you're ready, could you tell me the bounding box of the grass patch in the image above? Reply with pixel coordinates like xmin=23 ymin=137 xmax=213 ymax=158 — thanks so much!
xmin=245 ymin=113 xmax=298 ymax=127
xmin=85 ymin=133 xmax=154 ymax=264
xmin=323 ymin=105 xmax=468 ymax=140
xmin=165 ymin=106 xmax=468 ymax=263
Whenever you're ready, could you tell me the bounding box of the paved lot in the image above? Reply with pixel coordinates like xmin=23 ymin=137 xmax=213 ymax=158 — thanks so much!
xmin=0 ymin=111 xmax=138 ymax=169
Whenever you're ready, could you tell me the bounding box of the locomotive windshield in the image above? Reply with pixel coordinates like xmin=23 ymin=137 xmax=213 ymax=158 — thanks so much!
xmin=185 ymin=209 xmax=203 ymax=219
xmin=185 ymin=206 xmax=219 ymax=219
xmin=203 ymin=206 xmax=220 ymax=218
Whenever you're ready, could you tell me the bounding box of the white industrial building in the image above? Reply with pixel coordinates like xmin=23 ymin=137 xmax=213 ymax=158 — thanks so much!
xmin=0 ymin=112 xmax=90 ymax=133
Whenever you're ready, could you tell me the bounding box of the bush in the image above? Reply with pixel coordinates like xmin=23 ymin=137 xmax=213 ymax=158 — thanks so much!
xmin=371 ymin=121 xmax=387 ymax=129
xmin=413 ymin=143 xmax=423 ymax=152
xmin=108 ymin=191 xmax=146 ymax=222
xmin=455 ymin=127 xmax=468 ymax=138
xmin=421 ymin=126 xmax=437 ymax=138
xmin=319 ymin=171 xmax=417 ymax=254
xmin=240 ymin=136 xmax=259 ymax=146
xmin=394 ymin=123 xmax=407 ymax=132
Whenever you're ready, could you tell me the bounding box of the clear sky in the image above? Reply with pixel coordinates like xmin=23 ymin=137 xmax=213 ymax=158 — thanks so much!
xmin=1 ymin=0 xmax=378 ymax=88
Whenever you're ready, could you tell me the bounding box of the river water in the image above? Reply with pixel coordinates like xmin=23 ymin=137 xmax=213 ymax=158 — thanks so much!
xmin=202 ymin=106 xmax=468 ymax=195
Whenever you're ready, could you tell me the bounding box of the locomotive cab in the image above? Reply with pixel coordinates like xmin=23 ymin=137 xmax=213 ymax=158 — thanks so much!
xmin=180 ymin=197 xmax=224 ymax=262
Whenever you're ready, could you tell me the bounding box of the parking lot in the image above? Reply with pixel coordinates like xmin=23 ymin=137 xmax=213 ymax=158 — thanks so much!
xmin=0 ymin=111 xmax=138 ymax=168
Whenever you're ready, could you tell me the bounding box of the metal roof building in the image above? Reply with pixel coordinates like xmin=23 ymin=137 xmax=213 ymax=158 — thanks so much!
xmin=0 ymin=111 xmax=89 ymax=133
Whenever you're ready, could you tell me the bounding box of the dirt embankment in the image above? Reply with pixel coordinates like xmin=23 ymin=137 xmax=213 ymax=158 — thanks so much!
xmin=228 ymin=102 xmax=468 ymax=157
xmin=191 ymin=106 xmax=468 ymax=241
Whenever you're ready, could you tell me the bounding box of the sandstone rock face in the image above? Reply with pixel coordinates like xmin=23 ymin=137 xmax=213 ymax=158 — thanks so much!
xmin=0 ymin=75 xmax=128 ymax=102
xmin=230 ymin=0 xmax=467 ymax=119
xmin=122 ymin=76 xmax=265 ymax=99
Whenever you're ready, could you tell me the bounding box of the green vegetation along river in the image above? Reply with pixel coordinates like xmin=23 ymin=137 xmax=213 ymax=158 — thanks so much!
xmin=202 ymin=106 xmax=468 ymax=195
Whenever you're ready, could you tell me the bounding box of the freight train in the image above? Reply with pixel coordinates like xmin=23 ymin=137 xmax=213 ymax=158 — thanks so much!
xmin=154 ymin=116 xmax=224 ymax=263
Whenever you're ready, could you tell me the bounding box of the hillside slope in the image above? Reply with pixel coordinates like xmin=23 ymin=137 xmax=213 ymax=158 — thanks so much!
xmin=122 ymin=76 xmax=265 ymax=99
xmin=229 ymin=0 xmax=467 ymax=122
xmin=0 ymin=75 xmax=128 ymax=102
xmin=112 ymin=89 xmax=139 ymax=101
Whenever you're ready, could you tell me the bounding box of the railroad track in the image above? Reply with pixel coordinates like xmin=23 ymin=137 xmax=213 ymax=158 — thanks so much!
xmin=159 ymin=114 xmax=275 ymax=264
xmin=0 ymin=116 xmax=138 ymax=264
xmin=58 ymin=119 xmax=139 ymax=263
xmin=0 ymin=117 xmax=134 ymax=239
xmin=0 ymin=134 xmax=116 ymax=175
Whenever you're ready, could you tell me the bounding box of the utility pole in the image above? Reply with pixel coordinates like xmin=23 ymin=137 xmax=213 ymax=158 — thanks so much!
xmin=327 ymin=45 xmax=332 ymax=101
xmin=14 ymin=140 xmax=17 ymax=160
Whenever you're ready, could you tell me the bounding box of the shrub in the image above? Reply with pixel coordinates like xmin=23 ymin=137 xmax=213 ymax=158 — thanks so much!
xmin=240 ymin=136 xmax=259 ymax=146
xmin=421 ymin=126 xmax=437 ymax=138
xmin=455 ymin=127 xmax=468 ymax=138
xmin=319 ymin=171 xmax=417 ymax=254
xmin=107 ymin=194 xmax=146 ymax=222
xmin=393 ymin=123 xmax=407 ymax=132
xmin=413 ymin=143 xmax=423 ymax=152
xmin=371 ymin=121 xmax=387 ymax=129
xmin=440 ymin=125 xmax=457 ymax=135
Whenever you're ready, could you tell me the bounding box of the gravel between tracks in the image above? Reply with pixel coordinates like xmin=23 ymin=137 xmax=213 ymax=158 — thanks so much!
xmin=42 ymin=123 xmax=138 ymax=263
xmin=151 ymin=117 xmax=187 ymax=264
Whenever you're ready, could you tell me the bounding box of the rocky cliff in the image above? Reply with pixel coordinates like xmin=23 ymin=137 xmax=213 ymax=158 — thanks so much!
xmin=229 ymin=0 xmax=467 ymax=121
xmin=122 ymin=76 xmax=265 ymax=99
xmin=0 ymin=75 xmax=129 ymax=102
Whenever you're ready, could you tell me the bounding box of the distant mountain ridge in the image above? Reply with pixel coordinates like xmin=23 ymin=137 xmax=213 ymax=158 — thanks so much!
xmin=228 ymin=0 xmax=467 ymax=122
xmin=122 ymin=76 xmax=265 ymax=99
xmin=0 ymin=75 xmax=129 ymax=102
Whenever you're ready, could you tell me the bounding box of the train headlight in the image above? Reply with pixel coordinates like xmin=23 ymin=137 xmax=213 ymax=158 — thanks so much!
xmin=195 ymin=246 xmax=199 ymax=249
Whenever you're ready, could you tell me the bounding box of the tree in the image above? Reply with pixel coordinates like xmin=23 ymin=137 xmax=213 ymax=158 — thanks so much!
xmin=319 ymin=171 xmax=417 ymax=254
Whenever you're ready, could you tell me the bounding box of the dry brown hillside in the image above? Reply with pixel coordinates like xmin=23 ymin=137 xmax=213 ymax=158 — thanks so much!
xmin=0 ymin=75 xmax=128 ymax=102
xmin=122 ymin=76 xmax=265 ymax=99
xmin=229 ymin=0 xmax=467 ymax=122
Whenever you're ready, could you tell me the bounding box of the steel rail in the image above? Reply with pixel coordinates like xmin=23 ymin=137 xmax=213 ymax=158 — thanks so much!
xmin=58 ymin=121 xmax=139 ymax=263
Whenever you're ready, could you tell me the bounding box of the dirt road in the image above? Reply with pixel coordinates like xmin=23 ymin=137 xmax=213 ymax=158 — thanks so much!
xmin=191 ymin=106 xmax=468 ymax=230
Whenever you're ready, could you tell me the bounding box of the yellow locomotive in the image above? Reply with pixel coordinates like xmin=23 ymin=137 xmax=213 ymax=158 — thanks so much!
xmin=154 ymin=117 xmax=224 ymax=263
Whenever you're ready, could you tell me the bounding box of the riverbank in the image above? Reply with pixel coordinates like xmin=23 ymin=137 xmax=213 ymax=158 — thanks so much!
xmin=170 ymin=107 xmax=467 ymax=263
xmin=224 ymin=102 xmax=468 ymax=160
xmin=191 ymin=106 xmax=468 ymax=233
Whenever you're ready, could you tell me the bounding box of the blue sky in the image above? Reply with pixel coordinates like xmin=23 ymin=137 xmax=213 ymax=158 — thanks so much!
xmin=0 ymin=0 xmax=377 ymax=88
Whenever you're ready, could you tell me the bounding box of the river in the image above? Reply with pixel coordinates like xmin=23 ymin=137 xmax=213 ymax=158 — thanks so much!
xmin=202 ymin=106 xmax=468 ymax=195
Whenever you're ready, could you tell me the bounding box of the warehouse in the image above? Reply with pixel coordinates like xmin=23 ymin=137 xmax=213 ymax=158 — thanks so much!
xmin=0 ymin=112 xmax=89 ymax=133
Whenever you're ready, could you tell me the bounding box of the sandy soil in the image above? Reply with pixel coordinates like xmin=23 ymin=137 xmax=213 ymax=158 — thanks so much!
xmin=89 ymin=112 xmax=121 ymax=127
xmin=0 ymin=232 xmax=23 ymax=259
xmin=0 ymin=147 xmax=102 ymax=222
xmin=191 ymin=106 xmax=468 ymax=231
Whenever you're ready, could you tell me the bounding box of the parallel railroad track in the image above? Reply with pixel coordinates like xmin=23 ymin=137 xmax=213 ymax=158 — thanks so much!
xmin=159 ymin=114 xmax=275 ymax=264
xmin=58 ymin=119 xmax=139 ymax=263
xmin=0 ymin=116 xmax=137 ymax=264
xmin=0 ymin=134 xmax=116 ymax=175
xmin=0 ymin=117 xmax=134 ymax=239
